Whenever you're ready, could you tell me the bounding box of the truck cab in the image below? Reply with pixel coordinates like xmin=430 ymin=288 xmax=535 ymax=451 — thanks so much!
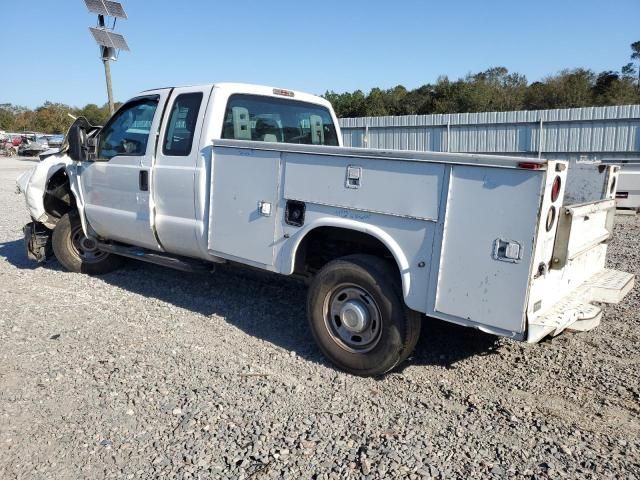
xmin=77 ymin=83 xmax=341 ymax=262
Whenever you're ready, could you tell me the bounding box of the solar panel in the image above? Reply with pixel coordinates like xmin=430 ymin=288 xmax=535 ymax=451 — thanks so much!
xmin=84 ymin=0 xmax=127 ymax=19
xmin=84 ymin=0 xmax=108 ymax=16
xmin=105 ymin=1 xmax=127 ymax=19
xmin=89 ymin=27 xmax=130 ymax=51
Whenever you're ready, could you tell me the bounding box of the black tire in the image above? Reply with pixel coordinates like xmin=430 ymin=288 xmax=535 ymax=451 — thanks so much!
xmin=307 ymin=254 xmax=421 ymax=376
xmin=52 ymin=212 xmax=123 ymax=275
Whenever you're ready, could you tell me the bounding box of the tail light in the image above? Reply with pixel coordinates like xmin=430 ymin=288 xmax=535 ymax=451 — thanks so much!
xmin=551 ymin=176 xmax=561 ymax=203
xmin=518 ymin=161 xmax=544 ymax=170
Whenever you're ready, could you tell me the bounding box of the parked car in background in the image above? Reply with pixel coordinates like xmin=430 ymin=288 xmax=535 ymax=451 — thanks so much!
xmin=18 ymin=135 xmax=49 ymax=157
xmin=44 ymin=134 xmax=64 ymax=148
xmin=0 ymin=133 xmax=17 ymax=157
xmin=8 ymin=134 xmax=23 ymax=147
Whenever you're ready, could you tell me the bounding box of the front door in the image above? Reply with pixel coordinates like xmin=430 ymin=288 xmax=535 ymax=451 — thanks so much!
xmin=81 ymin=91 xmax=170 ymax=250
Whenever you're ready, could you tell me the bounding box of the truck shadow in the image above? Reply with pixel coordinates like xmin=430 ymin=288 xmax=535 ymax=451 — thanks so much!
xmin=0 ymin=239 xmax=500 ymax=371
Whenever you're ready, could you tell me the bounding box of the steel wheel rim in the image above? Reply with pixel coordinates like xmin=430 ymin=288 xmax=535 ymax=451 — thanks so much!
xmin=68 ymin=224 xmax=108 ymax=263
xmin=323 ymin=283 xmax=382 ymax=353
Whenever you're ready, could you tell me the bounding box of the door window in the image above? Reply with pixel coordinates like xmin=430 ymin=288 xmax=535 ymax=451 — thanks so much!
xmin=221 ymin=94 xmax=339 ymax=146
xmin=163 ymin=93 xmax=203 ymax=156
xmin=98 ymin=96 xmax=159 ymax=160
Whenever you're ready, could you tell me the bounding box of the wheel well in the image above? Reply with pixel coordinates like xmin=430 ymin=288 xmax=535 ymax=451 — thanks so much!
xmin=43 ymin=168 xmax=75 ymax=220
xmin=294 ymin=226 xmax=400 ymax=278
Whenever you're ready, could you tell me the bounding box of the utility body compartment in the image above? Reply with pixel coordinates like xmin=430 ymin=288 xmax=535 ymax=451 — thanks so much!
xmin=205 ymin=138 xmax=633 ymax=341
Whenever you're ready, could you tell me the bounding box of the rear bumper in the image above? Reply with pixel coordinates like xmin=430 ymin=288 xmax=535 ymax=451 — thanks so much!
xmin=527 ymin=268 xmax=634 ymax=343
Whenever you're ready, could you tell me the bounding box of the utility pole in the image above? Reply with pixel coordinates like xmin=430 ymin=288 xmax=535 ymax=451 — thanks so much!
xmin=84 ymin=1 xmax=129 ymax=116
xmin=98 ymin=14 xmax=115 ymax=115
xmin=103 ymin=54 xmax=115 ymax=115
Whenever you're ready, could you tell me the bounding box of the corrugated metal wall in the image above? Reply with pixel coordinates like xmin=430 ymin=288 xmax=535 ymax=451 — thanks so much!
xmin=339 ymin=105 xmax=640 ymax=157
xmin=339 ymin=105 xmax=640 ymax=203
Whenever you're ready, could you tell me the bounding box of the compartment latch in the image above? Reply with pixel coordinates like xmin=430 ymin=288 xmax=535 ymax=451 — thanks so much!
xmin=345 ymin=165 xmax=362 ymax=189
xmin=493 ymin=238 xmax=522 ymax=263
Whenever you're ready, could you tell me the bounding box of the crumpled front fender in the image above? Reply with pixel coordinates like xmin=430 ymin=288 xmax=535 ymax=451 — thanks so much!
xmin=16 ymin=153 xmax=73 ymax=228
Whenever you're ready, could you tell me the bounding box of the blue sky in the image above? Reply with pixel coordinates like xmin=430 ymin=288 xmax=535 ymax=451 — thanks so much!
xmin=1 ymin=0 xmax=638 ymax=108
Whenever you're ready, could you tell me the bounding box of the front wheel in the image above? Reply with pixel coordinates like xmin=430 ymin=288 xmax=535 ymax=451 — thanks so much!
xmin=307 ymin=254 xmax=421 ymax=376
xmin=52 ymin=212 xmax=123 ymax=274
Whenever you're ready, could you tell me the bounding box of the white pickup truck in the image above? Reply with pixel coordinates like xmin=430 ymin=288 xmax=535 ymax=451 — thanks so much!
xmin=17 ymin=83 xmax=634 ymax=376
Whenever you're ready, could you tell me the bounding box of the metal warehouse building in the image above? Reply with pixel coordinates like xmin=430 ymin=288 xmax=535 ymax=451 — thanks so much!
xmin=339 ymin=105 xmax=640 ymax=204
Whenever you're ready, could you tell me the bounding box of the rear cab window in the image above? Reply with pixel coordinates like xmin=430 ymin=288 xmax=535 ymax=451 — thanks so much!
xmin=222 ymin=94 xmax=339 ymax=146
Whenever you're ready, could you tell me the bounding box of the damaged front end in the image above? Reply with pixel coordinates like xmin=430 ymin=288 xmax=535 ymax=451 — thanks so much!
xmin=16 ymin=117 xmax=101 ymax=263
xmin=16 ymin=153 xmax=73 ymax=263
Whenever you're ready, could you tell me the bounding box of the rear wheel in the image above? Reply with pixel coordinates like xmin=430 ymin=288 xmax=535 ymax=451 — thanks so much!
xmin=52 ymin=212 xmax=123 ymax=274
xmin=307 ymin=254 xmax=421 ymax=376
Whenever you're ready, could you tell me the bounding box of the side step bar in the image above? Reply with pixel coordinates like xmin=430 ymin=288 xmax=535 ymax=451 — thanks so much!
xmin=97 ymin=242 xmax=224 ymax=273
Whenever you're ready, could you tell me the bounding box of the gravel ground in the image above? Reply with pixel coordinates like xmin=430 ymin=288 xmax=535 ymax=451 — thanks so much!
xmin=0 ymin=156 xmax=638 ymax=480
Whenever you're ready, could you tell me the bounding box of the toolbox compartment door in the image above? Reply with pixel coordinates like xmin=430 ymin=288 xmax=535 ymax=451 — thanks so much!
xmin=434 ymin=165 xmax=543 ymax=334
xmin=208 ymin=146 xmax=280 ymax=266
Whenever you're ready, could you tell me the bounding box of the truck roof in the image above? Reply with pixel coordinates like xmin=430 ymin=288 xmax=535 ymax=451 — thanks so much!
xmin=141 ymin=82 xmax=333 ymax=110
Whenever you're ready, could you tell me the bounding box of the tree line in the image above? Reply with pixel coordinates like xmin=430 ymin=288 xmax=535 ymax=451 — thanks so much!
xmin=1 ymin=42 xmax=639 ymax=133
xmin=324 ymin=41 xmax=640 ymax=118
xmin=0 ymin=102 xmax=120 ymax=135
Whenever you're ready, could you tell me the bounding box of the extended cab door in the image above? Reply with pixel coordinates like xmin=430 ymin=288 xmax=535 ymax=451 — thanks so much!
xmin=81 ymin=91 xmax=171 ymax=250
xmin=152 ymin=86 xmax=211 ymax=257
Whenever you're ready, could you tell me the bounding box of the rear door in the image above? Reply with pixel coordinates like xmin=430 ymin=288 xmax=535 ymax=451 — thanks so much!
xmin=82 ymin=91 xmax=171 ymax=250
xmin=153 ymin=86 xmax=212 ymax=256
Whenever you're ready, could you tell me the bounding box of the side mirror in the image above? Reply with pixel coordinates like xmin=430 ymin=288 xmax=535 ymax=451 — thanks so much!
xmin=67 ymin=124 xmax=87 ymax=162
xmin=65 ymin=117 xmax=98 ymax=161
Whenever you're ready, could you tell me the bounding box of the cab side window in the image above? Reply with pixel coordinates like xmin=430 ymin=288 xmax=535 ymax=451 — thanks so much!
xmin=163 ymin=93 xmax=203 ymax=156
xmin=98 ymin=97 xmax=159 ymax=160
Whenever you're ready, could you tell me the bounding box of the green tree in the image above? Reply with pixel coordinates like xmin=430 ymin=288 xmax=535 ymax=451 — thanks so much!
xmin=431 ymin=76 xmax=469 ymax=113
xmin=31 ymin=102 xmax=75 ymax=134
xmin=621 ymin=62 xmax=636 ymax=79
xmin=383 ymin=85 xmax=409 ymax=115
xmin=365 ymin=88 xmax=388 ymax=116
xmin=593 ymin=71 xmax=638 ymax=105
xmin=0 ymin=107 xmax=15 ymax=131
xmin=76 ymin=103 xmax=112 ymax=125
xmin=402 ymin=85 xmax=435 ymax=115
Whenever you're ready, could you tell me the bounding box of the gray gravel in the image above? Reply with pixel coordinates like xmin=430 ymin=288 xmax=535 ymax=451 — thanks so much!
xmin=0 ymin=156 xmax=639 ymax=479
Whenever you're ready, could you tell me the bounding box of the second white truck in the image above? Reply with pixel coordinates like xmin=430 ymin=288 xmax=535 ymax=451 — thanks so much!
xmin=17 ymin=83 xmax=634 ymax=375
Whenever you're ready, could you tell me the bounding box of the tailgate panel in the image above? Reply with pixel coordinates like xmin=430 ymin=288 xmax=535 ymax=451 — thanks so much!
xmin=551 ymin=199 xmax=615 ymax=269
